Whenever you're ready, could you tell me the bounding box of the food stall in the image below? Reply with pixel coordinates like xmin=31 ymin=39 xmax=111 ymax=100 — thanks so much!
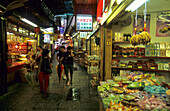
xmin=7 ymin=22 xmax=36 ymax=84
xmin=97 ymin=0 xmax=170 ymax=110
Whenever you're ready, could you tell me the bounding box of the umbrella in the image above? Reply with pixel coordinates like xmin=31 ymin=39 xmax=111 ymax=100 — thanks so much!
xmin=56 ymin=64 xmax=64 ymax=81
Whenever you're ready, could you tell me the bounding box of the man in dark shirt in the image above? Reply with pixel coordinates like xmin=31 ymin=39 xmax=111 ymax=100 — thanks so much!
xmin=56 ymin=46 xmax=66 ymax=80
xmin=56 ymin=46 xmax=65 ymax=64
xmin=63 ymin=46 xmax=74 ymax=85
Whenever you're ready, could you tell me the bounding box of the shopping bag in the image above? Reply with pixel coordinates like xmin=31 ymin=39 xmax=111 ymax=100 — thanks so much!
xmin=25 ymin=70 xmax=37 ymax=88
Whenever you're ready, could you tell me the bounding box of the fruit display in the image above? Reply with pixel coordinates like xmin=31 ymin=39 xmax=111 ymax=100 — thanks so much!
xmin=130 ymin=31 xmax=151 ymax=46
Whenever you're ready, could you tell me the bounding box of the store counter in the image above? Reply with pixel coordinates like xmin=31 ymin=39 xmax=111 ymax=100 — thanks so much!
xmin=8 ymin=62 xmax=26 ymax=72
xmin=7 ymin=62 xmax=26 ymax=84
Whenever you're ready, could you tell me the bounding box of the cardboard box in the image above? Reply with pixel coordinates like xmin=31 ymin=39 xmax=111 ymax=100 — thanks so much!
xmin=160 ymin=43 xmax=166 ymax=49
xmin=166 ymin=50 xmax=170 ymax=57
xmin=155 ymin=49 xmax=160 ymax=57
xmin=150 ymin=43 xmax=155 ymax=49
xmin=160 ymin=49 xmax=166 ymax=57
xmin=166 ymin=43 xmax=170 ymax=49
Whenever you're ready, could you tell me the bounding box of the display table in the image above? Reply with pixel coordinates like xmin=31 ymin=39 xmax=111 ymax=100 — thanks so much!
xmin=7 ymin=62 xmax=26 ymax=84
xmin=8 ymin=62 xmax=26 ymax=72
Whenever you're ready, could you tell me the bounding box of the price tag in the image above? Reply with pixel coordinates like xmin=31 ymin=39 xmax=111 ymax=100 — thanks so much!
xmin=121 ymin=64 xmax=126 ymax=67
xmin=128 ymin=66 xmax=132 ymax=68
xmin=150 ymin=67 xmax=155 ymax=70
xmin=113 ymin=55 xmax=116 ymax=57
xmin=138 ymin=66 xmax=143 ymax=69
xmin=123 ymin=55 xmax=127 ymax=57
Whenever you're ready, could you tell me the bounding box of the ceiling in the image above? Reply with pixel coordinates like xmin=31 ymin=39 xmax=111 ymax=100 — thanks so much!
xmin=134 ymin=0 xmax=170 ymax=13
xmin=74 ymin=0 xmax=97 ymax=4
xmin=0 ymin=0 xmax=98 ymax=34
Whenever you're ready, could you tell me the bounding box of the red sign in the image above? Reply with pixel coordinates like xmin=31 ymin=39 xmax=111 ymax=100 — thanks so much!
xmin=97 ymin=0 xmax=103 ymax=22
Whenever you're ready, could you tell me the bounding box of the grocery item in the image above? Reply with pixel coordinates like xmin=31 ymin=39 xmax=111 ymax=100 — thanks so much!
xmin=127 ymin=82 xmax=145 ymax=89
xmin=138 ymin=95 xmax=169 ymax=110
xmin=144 ymin=86 xmax=168 ymax=94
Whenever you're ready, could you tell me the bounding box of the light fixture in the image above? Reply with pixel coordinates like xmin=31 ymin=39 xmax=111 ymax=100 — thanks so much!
xmin=21 ymin=18 xmax=38 ymax=27
xmin=117 ymin=0 xmax=123 ymax=4
xmin=41 ymin=29 xmax=48 ymax=32
xmin=126 ymin=0 xmax=148 ymax=12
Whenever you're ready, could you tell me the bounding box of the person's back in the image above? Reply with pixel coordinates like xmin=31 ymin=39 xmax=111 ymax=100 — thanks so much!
xmin=37 ymin=49 xmax=52 ymax=94
xmin=64 ymin=46 xmax=74 ymax=85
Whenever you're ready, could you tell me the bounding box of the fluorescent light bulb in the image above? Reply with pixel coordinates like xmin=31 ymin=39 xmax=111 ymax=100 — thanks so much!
xmin=126 ymin=0 xmax=148 ymax=12
xmin=117 ymin=0 xmax=123 ymax=4
xmin=21 ymin=18 xmax=38 ymax=27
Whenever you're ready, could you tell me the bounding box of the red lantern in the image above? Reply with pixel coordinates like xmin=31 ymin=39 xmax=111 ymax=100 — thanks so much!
xmin=34 ymin=27 xmax=40 ymax=34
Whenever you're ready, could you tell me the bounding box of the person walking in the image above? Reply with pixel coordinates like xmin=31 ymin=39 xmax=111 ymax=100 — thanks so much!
xmin=63 ymin=46 xmax=74 ymax=86
xmin=36 ymin=46 xmax=43 ymax=59
xmin=36 ymin=49 xmax=52 ymax=94
xmin=56 ymin=46 xmax=66 ymax=80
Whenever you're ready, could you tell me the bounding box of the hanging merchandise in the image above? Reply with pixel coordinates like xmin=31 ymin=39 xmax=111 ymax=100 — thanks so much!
xmin=130 ymin=2 xmax=151 ymax=46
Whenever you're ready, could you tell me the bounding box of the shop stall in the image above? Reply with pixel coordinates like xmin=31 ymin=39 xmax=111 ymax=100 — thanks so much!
xmin=7 ymin=22 xmax=36 ymax=84
xmin=97 ymin=0 xmax=170 ymax=110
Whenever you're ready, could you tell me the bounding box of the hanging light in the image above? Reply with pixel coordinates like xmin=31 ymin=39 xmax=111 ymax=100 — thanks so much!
xmin=21 ymin=18 xmax=38 ymax=27
xmin=126 ymin=0 xmax=149 ymax=12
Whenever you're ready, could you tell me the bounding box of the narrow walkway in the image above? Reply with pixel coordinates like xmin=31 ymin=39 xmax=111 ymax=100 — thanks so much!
xmin=0 ymin=56 xmax=99 ymax=111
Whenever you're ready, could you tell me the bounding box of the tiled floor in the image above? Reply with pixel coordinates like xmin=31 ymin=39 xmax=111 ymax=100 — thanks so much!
xmin=0 ymin=56 xmax=99 ymax=111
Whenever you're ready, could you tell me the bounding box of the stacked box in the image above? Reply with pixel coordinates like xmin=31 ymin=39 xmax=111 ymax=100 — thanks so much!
xmin=145 ymin=44 xmax=150 ymax=50
xmin=145 ymin=49 xmax=150 ymax=56
xmin=166 ymin=43 xmax=170 ymax=49
xmin=155 ymin=49 xmax=161 ymax=57
xmin=160 ymin=49 xmax=166 ymax=57
xmin=160 ymin=43 xmax=166 ymax=49
xmin=166 ymin=50 xmax=170 ymax=57
xmin=154 ymin=43 xmax=160 ymax=49
xmin=150 ymin=43 xmax=155 ymax=49
xmin=164 ymin=62 xmax=170 ymax=71
xmin=150 ymin=49 xmax=155 ymax=56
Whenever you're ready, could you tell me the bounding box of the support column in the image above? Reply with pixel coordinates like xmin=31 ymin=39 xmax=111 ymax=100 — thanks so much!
xmin=0 ymin=17 xmax=7 ymax=95
xmin=100 ymin=26 xmax=104 ymax=80
xmin=104 ymin=28 xmax=112 ymax=80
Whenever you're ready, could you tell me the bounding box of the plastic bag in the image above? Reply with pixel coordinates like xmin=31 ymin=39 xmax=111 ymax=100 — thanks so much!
xmin=25 ymin=70 xmax=37 ymax=88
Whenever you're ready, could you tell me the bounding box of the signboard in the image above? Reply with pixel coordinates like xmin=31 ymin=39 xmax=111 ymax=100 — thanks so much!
xmin=44 ymin=34 xmax=51 ymax=43
xmin=59 ymin=27 xmax=65 ymax=34
xmin=80 ymin=32 xmax=88 ymax=38
xmin=76 ymin=14 xmax=93 ymax=31
xmin=97 ymin=0 xmax=103 ymax=23
xmin=43 ymin=27 xmax=54 ymax=34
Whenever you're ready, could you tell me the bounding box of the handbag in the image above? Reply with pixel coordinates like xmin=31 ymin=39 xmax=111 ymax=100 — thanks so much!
xmin=45 ymin=68 xmax=52 ymax=74
xmin=43 ymin=58 xmax=52 ymax=74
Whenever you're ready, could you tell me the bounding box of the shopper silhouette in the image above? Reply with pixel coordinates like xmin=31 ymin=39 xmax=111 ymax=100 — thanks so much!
xmin=36 ymin=49 xmax=52 ymax=94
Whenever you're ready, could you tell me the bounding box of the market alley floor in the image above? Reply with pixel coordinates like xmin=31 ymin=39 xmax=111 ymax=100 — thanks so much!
xmin=0 ymin=56 xmax=99 ymax=111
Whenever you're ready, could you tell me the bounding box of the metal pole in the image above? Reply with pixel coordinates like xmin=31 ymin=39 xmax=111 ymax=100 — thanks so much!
xmin=0 ymin=17 xmax=7 ymax=95
xmin=90 ymin=37 xmax=91 ymax=55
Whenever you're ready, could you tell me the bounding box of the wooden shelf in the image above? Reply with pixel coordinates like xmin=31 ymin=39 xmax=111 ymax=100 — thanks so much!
xmin=112 ymin=55 xmax=170 ymax=59
xmin=111 ymin=67 xmax=170 ymax=72
xmin=113 ymin=41 xmax=130 ymax=44
xmin=89 ymin=60 xmax=100 ymax=63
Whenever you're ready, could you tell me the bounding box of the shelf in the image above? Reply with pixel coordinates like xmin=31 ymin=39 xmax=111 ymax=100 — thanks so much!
xmin=113 ymin=41 xmax=130 ymax=44
xmin=89 ymin=60 xmax=100 ymax=63
xmin=112 ymin=55 xmax=170 ymax=59
xmin=111 ymin=67 xmax=170 ymax=72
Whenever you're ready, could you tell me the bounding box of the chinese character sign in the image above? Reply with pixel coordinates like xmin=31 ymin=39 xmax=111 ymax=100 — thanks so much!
xmin=76 ymin=15 xmax=93 ymax=31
